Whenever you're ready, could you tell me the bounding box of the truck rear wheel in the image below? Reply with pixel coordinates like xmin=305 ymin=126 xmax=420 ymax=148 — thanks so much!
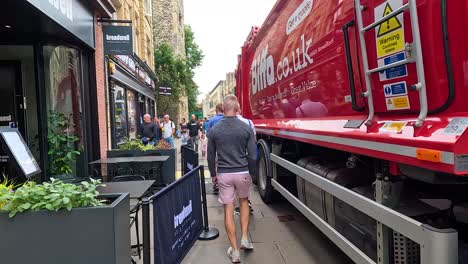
xmin=257 ymin=140 xmax=274 ymax=203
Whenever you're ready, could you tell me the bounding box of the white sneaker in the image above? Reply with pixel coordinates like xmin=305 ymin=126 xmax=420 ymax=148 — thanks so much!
xmin=240 ymin=239 xmax=254 ymax=250
xmin=227 ymin=247 xmax=241 ymax=263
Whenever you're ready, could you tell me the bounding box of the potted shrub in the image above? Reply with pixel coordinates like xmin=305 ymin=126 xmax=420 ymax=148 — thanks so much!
xmin=108 ymin=139 xmax=176 ymax=184
xmin=0 ymin=178 xmax=130 ymax=264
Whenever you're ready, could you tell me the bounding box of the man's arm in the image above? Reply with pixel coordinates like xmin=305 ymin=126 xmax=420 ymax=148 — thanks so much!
xmin=207 ymin=131 xmax=217 ymax=177
xmin=246 ymin=129 xmax=257 ymax=176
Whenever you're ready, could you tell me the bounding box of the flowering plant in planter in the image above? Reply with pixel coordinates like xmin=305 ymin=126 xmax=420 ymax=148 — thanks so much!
xmin=0 ymin=178 xmax=104 ymax=218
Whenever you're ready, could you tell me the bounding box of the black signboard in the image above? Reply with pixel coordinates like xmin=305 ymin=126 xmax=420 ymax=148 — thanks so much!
xmin=153 ymin=168 xmax=203 ymax=264
xmin=103 ymin=26 xmax=133 ymax=55
xmin=0 ymin=128 xmax=41 ymax=179
xmin=159 ymin=87 xmax=172 ymax=96
xmin=26 ymin=0 xmax=95 ymax=48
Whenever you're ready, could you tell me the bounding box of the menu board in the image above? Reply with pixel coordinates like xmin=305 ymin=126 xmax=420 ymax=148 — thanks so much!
xmin=0 ymin=129 xmax=41 ymax=178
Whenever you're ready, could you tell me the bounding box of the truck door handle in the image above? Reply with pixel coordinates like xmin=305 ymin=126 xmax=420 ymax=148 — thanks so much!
xmin=342 ymin=20 xmax=365 ymax=112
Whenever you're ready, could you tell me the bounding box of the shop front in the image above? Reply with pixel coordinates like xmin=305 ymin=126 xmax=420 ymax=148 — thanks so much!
xmin=108 ymin=55 xmax=157 ymax=148
xmin=0 ymin=0 xmax=114 ymax=181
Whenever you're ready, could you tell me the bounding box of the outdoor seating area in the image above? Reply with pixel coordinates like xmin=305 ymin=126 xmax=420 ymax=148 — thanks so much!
xmin=0 ymin=127 xmax=215 ymax=264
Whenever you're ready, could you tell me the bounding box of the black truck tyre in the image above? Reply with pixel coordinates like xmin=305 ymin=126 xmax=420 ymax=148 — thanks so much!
xmin=257 ymin=139 xmax=274 ymax=203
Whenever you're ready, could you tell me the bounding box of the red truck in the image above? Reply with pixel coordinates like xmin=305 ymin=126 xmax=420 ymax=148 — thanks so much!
xmin=236 ymin=0 xmax=468 ymax=263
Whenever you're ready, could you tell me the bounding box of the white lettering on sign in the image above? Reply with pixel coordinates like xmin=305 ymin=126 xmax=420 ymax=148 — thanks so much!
xmin=251 ymin=34 xmax=315 ymax=95
xmin=0 ymin=116 xmax=12 ymax=122
xmin=174 ymin=200 xmax=193 ymax=229
xmin=115 ymin=55 xmax=154 ymax=87
xmin=48 ymin=0 xmax=73 ymax=21
xmin=286 ymin=0 xmax=314 ymax=35
xmin=106 ymin=34 xmax=130 ymax=41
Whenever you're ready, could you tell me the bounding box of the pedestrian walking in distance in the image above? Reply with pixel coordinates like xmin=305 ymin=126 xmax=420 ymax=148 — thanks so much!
xmin=188 ymin=114 xmax=201 ymax=151
xmin=205 ymin=103 xmax=224 ymax=193
xmin=160 ymin=114 xmax=175 ymax=148
xmin=208 ymin=95 xmax=257 ymax=263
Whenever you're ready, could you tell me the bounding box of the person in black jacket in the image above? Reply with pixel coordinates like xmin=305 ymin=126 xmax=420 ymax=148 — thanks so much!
xmin=187 ymin=114 xmax=201 ymax=151
xmin=140 ymin=114 xmax=158 ymax=145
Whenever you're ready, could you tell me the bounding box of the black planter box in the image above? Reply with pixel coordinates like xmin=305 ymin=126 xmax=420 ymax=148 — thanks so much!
xmin=0 ymin=193 xmax=130 ymax=264
xmin=107 ymin=148 xmax=176 ymax=184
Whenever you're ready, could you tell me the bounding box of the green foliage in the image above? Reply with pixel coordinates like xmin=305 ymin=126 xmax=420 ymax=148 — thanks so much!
xmin=0 ymin=176 xmax=22 ymax=210
xmin=0 ymin=178 xmax=104 ymax=218
xmin=47 ymin=111 xmax=81 ymax=176
xmin=154 ymin=25 xmax=204 ymax=115
xmin=185 ymin=25 xmax=204 ymax=70
xmin=184 ymin=25 xmax=203 ymax=113
xmin=115 ymin=139 xmax=171 ymax=151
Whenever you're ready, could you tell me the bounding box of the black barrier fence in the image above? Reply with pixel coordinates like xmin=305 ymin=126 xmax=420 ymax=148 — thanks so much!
xmin=141 ymin=164 xmax=219 ymax=263
xmin=181 ymin=145 xmax=199 ymax=175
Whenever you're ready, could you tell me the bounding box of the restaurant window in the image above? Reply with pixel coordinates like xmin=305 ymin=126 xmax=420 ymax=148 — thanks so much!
xmin=151 ymin=100 xmax=155 ymax=118
xmin=114 ymin=85 xmax=127 ymax=145
xmin=43 ymin=45 xmax=85 ymax=179
xmin=127 ymin=89 xmax=137 ymax=140
xmin=138 ymin=94 xmax=146 ymax=124
xmin=146 ymin=97 xmax=151 ymax=117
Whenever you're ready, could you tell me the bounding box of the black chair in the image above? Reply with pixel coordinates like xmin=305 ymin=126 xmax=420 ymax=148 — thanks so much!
xmin=111 ymin=175 xmax=146 ymax=259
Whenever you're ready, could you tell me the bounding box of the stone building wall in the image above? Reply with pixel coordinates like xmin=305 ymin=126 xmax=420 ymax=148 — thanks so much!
xmin=152 ymin=0 xmax=185 ymax=56
xmin=152 ymin=0 xmax=188 ymax=123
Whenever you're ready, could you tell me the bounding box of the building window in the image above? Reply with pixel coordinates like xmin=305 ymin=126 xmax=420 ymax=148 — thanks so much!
xmin=144 ymin=0 xmax=152 ymax=17
xmin=113 ymin=85 xmax=127 ymax=145
xmin=134 ymin=12 xmax=140 ymax=55
xmin=147 ymin=37 xmax=152 ymax=65
xmin=127 ymin=90 xmax=137 ymax=140
xmin=43 ymin=45 xmax=84 ymax=178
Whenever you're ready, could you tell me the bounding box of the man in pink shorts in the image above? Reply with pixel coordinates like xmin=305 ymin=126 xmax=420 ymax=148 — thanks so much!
xmin=207 ymin=95 xmax=257 ymax=263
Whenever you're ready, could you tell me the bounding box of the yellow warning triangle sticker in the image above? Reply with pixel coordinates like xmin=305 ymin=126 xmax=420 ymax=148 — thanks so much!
xmin=377 ymin=3 xmax=402 ymax=37
xmin=387 ymin=99 xmax=393 ymax=105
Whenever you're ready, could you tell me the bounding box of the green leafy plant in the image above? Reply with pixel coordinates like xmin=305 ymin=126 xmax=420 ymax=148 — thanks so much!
xmin=0 ymin=176 xmax=22 ymax=210
xmin=47 ymin=111 xmax=81 ymax=175
xmin=0 ymin=178 xmax=104 ymax=218
xmin=114 ymin=139 xmax=170 ymax=151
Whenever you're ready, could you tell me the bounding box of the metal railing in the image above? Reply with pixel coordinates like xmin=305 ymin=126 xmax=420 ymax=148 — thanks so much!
xmin=271 ymin=154 xmax=458 ymax=264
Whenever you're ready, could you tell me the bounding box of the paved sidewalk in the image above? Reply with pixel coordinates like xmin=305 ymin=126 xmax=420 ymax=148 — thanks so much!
xmin=182 ymin=184 xmax=351 ymax=264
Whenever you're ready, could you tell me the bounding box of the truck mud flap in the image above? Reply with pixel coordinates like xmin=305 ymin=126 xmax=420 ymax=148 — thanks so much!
xmin=270 ymin=153 xmax=458 ymax=264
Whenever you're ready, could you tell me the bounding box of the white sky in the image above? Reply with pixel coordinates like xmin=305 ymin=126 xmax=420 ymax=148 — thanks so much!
xmin=184 ymin=0 xmax=278 ymax=102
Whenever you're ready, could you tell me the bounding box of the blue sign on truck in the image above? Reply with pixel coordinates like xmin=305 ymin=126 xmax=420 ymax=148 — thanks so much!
xmin=384 ymin=81 xmax=407 ymax=97
xmin=379 ymin=52 xmax=408 ymax=81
